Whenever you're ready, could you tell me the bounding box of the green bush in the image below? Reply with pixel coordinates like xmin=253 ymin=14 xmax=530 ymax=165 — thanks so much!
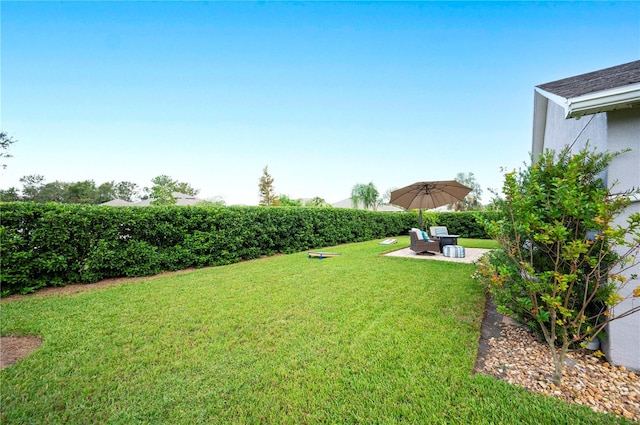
xmin=475 ymin=146 xmax=640 ymax=386
xmin=0 ymin=203 xmax=418 ymax=295
xmin=0 ymin=203 xmax=499 ymax=296
xmin=420 ymin=210 xmax=500 ymax=238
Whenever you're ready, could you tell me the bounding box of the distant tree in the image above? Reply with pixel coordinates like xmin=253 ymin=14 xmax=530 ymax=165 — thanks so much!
xmin=145 ymin=175 xmax=199 ymax=206
xmin=19 ymin=175 xmax=46 ymax=201
xmin=483 ymin=192 xmax=501 ymax=211
xmin=278 ymin=195 xmax=302 ymax=207
xmin=351 ymin=182 xmax=379 ymax=211
xmin=114 ymin=181 xmax=140 ymax=202
xmin=196 ymin=196 xmax=226 ymax=207
xmin=0 ymin=187 xmax=21 ymax=202
xmin=451 ymin=172 xmax=483 ymax=211
xmin=0 ymin=132 xmax=17 ymax=169
xmin=37 ymin=181 xmax=67 ymax=203
xmin=173 ymin=181 xmax=200 ymax=197
xmin=258 ymin=166 xmax=277 ymax=206
xmin=95 ymin=181 xmax=117 ymax=204
xmin=380 ymin=188 xmax=394 ymax=205
xmin=149 ymin=185 xmax=176 ymax=206
xmin=19 ymin=175 xmax=69 ymax=203
xmin=14 ymin=175 xmax=142 ymax=204
xmin=65 ymin=180 xmax=99 ymax=204
xmin=304 ymin=197 xmax=329 ymax=207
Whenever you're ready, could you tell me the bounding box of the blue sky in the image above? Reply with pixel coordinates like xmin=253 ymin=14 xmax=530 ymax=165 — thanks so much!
xmin=2 ymin=1 xmax=639 ymax=205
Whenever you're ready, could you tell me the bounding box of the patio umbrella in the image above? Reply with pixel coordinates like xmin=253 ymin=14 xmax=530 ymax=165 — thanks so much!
xmin=389 ymin=180 xmax=472 ymax=226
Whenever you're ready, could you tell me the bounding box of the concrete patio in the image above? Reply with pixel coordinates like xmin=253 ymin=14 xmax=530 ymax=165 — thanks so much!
xmin=384 ymin=246 xmax=490 ymax=264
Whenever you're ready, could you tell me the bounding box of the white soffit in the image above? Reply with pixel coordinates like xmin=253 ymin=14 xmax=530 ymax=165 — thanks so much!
xmin=536 ymin=83 xmax=640 ymax=119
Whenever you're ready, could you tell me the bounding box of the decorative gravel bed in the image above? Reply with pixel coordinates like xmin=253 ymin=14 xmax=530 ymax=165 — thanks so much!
xmin=479 ymin=319 xmax=639 ymax=422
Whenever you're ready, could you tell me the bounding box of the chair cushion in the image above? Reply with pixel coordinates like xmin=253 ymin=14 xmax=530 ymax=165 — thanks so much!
xmin=411 ymin=229 xmax=424 ymax=240
xmin=443 ymin=245 xmax=465 ymax=258
xmin=430 ymin=226 xmax=448 ymax=237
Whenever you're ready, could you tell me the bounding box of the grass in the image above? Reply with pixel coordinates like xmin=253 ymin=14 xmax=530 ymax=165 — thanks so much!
xmin=457 ymin=238 xmax=501 ymax=249
xmin=0 ymin=238 xmax=629 ymax=424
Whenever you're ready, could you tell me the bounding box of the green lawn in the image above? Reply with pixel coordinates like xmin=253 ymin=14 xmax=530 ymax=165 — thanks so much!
xmin=458 ymin=238 xmax=501 ymax=249
xmin=0 ymin=238 xmax=628 ymax=424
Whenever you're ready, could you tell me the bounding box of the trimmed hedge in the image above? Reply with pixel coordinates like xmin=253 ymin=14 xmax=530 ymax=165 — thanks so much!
xmin=0 ymin=203 xmax=498 ymax=296
xmin=421 ymin=210 xmax=503 ymax=239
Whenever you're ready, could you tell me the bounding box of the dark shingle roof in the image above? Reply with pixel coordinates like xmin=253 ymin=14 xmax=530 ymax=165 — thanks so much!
xmin=537 ymin=60 xmax=640 ymax=99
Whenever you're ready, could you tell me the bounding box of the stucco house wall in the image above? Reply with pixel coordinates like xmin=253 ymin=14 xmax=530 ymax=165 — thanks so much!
xmin=536 ymin=95 xmax=608 ymax=153
xmin=532 ymin=61 xmax=640 ymax=370
xmin=608 ymin=108 xmax=640 ymax=195
xmin=604 ymin=107 xmax=640 ymax=370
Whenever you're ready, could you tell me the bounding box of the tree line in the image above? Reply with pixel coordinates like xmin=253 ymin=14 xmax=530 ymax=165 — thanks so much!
xmin=2 ymin=132 xmax=482 ymax=209
xmin=0 ymin=133 xmax=205 ymax=206
xmin=258 ymin=165 xmax=484 ymax=210
xmin=0 ymin=174 xmax=200 ymax=206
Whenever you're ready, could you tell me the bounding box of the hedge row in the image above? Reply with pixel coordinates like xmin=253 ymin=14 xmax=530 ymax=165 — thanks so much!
xmin=421 ymin=210 xmax=503 ymax=239
xmin=0 ymin=203 xmax=497 ymax=296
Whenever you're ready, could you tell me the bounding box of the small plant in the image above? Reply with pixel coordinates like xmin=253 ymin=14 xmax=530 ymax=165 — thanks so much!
xmin=475 ymin=145 xmax=640 ymax=385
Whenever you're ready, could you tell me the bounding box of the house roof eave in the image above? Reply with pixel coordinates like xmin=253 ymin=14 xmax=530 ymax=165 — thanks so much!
xmin=565 ymin=82 xmax=640 ymax=118
xmin=535 ymin=82 xmax=640 ymax=119
xmin=531 ymin=90 xmax=549 ymax=157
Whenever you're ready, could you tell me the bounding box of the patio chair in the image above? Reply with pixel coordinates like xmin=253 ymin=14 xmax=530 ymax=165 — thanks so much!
xmin=429 ymin=226 xmax=449 ymax=239
xmin=409 ymin=229 xmax=441 ymax=255
xmin=429 ymin=226 xmax=460 ymax=251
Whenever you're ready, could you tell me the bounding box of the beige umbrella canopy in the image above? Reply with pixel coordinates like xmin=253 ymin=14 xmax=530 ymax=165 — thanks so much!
xmin=390 ymin=181 xmax=472 ymax=226
xmin=390 ymin=180 xmax=472 ymax=210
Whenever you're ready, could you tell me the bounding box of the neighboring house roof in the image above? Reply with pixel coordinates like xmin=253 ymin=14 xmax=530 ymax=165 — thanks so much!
xmin=331 ymin=198 xmax=358 ymax=209
xmin=377 ymin=204 xmax=405 ymax=212
xmin=535 ymin=60 xmax=640 ymax=118
xmin=102 ymin=192 xmax=202 ymax=207
xmin=133 ymin=192 xmax=201 ymax=206
xmin=100 ymin=199 xmax=134 ymax=206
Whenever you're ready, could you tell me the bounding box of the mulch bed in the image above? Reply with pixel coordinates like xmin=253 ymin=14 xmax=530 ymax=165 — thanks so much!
xmin=474 ymin=296 xmax=639 ymax=422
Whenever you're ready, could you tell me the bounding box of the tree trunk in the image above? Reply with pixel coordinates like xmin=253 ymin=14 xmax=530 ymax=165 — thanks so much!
xmin=549 ymin=341 xmax=570 ymax=386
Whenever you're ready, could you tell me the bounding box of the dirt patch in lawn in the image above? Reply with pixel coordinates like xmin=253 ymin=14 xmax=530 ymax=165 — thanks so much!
xmin=1 ymin=270 xmax=201 ymax=370
xmin=1 ymin=335 xmax=43 ymax=370
xmin=0 ymin=257 xmax=284 ymax=369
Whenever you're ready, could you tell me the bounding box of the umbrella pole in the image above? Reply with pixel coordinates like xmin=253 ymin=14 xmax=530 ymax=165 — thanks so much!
xmin=419 ymin=209 xmax=423 ymax=229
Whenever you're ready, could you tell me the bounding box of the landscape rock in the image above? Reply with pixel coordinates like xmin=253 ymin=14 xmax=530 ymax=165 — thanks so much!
xmin=479 ymin=322 xmax=639 ymax=422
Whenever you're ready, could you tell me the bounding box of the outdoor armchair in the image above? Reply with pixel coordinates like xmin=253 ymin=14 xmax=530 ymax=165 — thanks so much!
xmin=429 ymin=226 xmax=460 ymax=251
xmin=409 ymin=229 xmax=441 ymax=255
xmin=429 ymin=226 xmax=449 ymax=239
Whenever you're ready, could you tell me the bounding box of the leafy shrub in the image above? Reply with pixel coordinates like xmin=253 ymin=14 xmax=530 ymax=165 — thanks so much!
xmin=474 ymin=145 xmax=640 ymax=385
xmin=1 ymin=201 xmax=500 ymax=296
xmin=420 ymin=210 xmax=498 ymax=238
xmin=0 ymin=203 xmax=418 ymax=295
